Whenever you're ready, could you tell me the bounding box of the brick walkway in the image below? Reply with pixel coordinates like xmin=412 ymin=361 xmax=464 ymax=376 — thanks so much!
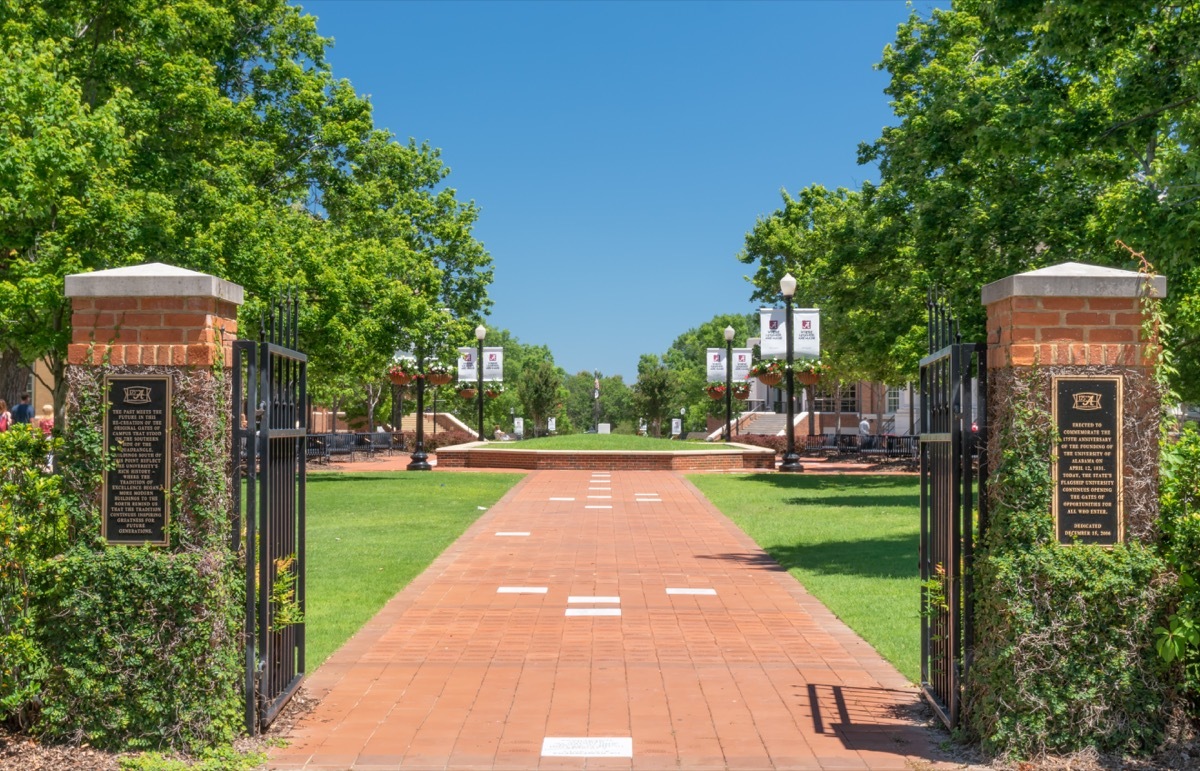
xmin=268 ymin=471 xmax=956 ymax=770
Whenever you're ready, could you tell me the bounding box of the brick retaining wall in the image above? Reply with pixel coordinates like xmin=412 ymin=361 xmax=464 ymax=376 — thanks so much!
xmin=436 ymin=444 xmax=776 ymax=471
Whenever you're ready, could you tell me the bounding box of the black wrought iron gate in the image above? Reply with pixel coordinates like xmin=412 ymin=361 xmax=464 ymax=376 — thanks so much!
xmin=233 ymin=299 xmax=307 ymax=734
xmin=919 ymin=291 xmax=987 ymax=729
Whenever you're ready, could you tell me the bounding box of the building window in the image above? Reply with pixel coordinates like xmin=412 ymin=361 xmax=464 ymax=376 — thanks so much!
xmin=814 ymin=383 xmax=857 ymax=413
xmin=886 ymin=386 xmax=902 ymax=413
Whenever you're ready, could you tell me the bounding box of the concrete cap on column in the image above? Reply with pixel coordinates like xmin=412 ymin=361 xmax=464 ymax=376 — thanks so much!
xmin=981 ymin=261 xmax=1166 ymax=305
xmin=65 ymin=262 xmax=243 ymax=305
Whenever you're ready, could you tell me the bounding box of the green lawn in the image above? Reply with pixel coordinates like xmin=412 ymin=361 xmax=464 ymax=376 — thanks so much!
xmin=304 ymin=471 xmax=524 ymax=667
xmin=688 ymin=473 xmax=921 ymax=682
xmin=492 ymin=434 xmax=730 ymax=450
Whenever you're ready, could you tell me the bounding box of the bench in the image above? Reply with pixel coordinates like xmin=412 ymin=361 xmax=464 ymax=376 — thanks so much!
xmin=306 ymin=434 xmax=330 ymax=464
xmin=326 ymin=432 xmax=358 ymax=461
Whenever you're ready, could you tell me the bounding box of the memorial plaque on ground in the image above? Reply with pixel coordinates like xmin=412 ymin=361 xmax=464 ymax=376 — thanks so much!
xmin=103 ymin=375 xmax=172 ymax=546
xmin=1052 ymin=375 xmax=1123 ymax=546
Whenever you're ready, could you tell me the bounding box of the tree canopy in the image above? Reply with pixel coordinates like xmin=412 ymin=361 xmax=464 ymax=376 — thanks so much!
xmin=0 ymin=0 xmax=492 ymax=414
xmin=740 ymin=0 xmax=1200 ymax=399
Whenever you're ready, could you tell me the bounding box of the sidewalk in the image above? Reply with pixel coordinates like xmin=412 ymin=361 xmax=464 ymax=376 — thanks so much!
xmin=268 ymin=471 xmax=953 ymax=770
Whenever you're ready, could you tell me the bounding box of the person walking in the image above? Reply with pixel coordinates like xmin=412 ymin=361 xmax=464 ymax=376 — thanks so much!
xmin=858 ymin=416 xmax=872 ymax=451
xmin=11 ymin=392 xmax=33 ymax=425
xmin=0 ymin=399 xmax=10 ymax=432
xmin=35 ymin=404 xmax=54 ymax=436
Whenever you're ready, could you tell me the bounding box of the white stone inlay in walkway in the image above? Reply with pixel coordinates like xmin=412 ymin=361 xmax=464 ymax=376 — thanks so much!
xmin=584 ymin=505 xmax=612 ymax=509
xmin=542 ymin=737 xmax=632 ymax=758
xmin=564 ymin=608 xmax=622 ymax=617
xmin=549 ymin=497 xmax=575 ymax=501
xmin=666 ymin=588 xmax=717 ymax=596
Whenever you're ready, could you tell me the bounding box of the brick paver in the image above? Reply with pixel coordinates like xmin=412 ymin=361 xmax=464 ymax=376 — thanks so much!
xmin=268 ymin=471 xmax=957 ymax=770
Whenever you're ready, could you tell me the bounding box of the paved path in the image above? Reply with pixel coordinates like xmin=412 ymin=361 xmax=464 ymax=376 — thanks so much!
xmin=269 ymin=471 xmax=953 ymax=770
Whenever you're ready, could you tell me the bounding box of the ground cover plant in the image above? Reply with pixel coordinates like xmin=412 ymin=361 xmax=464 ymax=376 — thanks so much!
xmin=688 ymin=473 xmax=921 ymax=681
xmin=304 ymin=471 xmax=523 ymax=666
xmin=493 ymin=434 xmax=728 ymax=451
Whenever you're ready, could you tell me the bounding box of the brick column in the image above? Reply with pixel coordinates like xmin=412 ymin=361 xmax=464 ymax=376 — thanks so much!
xmin=65 ymin=263 xmax=240 ymax=368
xmin=981 ymin=261 xmax=1167 ymax=538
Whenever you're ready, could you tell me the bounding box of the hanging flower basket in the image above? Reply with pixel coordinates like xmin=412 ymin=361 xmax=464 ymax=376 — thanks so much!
xmin=421 ymin=363 xmax=454 ymax=386
xmin=750 ymin=359 xmax=783 ymax=387
xmin=458 ymin=387 xmax=477 ymax=399
xmin=388 ymin=360 xmax=418 ymax=386
xmin=731 ymin=383 xmax=751 ymax=400
xmin=485 ymin=387 xmax=503 ymax=399
xmin=705 ymin=383 xmax=727 ymax=400
xmin=794 ymin=359 xmax=826 ymax=386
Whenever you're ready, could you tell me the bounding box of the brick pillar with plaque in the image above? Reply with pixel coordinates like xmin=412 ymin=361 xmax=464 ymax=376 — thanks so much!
xmin=65 ymin=262 xmax=241 ymax=546
xmin=966 ymin=262 xmax=1173 ymax=753
xmin=982 ymin=261 xmax=1167 ymax=542
xmin=47 ymin=263 xmax=246 ymax=748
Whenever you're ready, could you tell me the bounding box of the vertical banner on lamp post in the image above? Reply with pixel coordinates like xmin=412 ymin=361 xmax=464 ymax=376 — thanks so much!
xmin=794 ymin=310 xmax=820 ymax=359
xmin=706 ymin=348 xmax=726 ymax=383
xmin=482 ymin=347 xmax=504 ymax=381
xmin=759 ymin=308 xmax=821 ymax=358
xmin=458 ymin=347 xmax=477 ymax=382
xmin=732 ymin=348 xmax=752 ymax=381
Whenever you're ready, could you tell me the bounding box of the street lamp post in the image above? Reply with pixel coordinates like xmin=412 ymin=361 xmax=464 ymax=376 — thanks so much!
xmin=476 ymin=325 xmax=486 ymax=442
xmin=779 ymin=274 xmax=803 ymax=472
xmin=724 ymin=325 xmax=735 ymax=442
xmin=407 ymin=352 xmax=432 ymax=471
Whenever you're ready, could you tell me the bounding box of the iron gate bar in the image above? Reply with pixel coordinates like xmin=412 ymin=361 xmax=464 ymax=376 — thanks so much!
xmin=234 ymin=298 xmax=307 ymax=735
xmin=919 ymin=288 xmax=986 ymax=731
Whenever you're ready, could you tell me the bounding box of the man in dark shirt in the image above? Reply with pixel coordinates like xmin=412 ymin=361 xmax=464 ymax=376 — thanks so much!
xmin=11 ymin=393 xmax=33 ymax=424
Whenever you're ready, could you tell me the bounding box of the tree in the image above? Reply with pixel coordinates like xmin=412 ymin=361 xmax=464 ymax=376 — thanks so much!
xmin=633 ymin=355 xmax=676 ymax=438
xmin=738 ymin=1 xmax=1200 ymax=398
xmin=563 ymin=371 xmax=634 ymax=433
xmin=661 ymin=313 xmax=758 ymax=430
xmin=517 ymin=359 xmax=563 ymax=436
xmin=0 ymin=0 xmax=493 ymax=420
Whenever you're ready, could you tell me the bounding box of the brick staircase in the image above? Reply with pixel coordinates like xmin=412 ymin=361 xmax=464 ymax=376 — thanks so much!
xmin=741 ymin=412 xmax=791 ymax=436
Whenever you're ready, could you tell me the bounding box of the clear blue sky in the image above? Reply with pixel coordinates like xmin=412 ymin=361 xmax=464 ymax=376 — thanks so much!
xmin=298 ymin=0 xmax=940 ymax=381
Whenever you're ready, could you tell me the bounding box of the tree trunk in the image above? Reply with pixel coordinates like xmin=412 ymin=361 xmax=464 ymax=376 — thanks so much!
xmin=0 ymin=346 xmax=31 ymax=407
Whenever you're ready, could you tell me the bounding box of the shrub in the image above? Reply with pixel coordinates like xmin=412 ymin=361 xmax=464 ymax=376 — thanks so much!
xmin=32 ymin=547 xmax=243 ymax=749
xmin=728 ymin=434 xmax=784 ymax=453
xmin=0 ymin=425 xmax=67 ymax=727
xmin=1156 ymin=423 xmax=1200 ymax=707
xmin=969 ymin=543 xmax=1169 ymax=756
xmin=396 ymin=428 xmax=477 ymax=452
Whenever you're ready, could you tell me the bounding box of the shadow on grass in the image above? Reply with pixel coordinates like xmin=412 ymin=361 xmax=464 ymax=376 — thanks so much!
xmin=307 ymin=473 xmax=445 ymax=484
xmin=738 ymin=474 xmax=909 ymax=491
xmin=782 ymin=493 xmax=918 ymax=508
xmin=760 ymin=533 xmax=917 ymax=580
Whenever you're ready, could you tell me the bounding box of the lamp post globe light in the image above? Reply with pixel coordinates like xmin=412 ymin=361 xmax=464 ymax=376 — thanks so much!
xmin=779 ymin=273 xmax=803 ymax=472
xmin=475 ymin=325 xmax=486 ymax=442
xmin=724 ymin=325 xmax=735 ymax=442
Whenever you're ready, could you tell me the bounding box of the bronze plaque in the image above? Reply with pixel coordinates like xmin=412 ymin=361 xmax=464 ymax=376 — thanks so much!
xmin=1053 ymin=376 xmax=1123 ymax=546
xmin=103 ymin=375 xmax=172 ymax=546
